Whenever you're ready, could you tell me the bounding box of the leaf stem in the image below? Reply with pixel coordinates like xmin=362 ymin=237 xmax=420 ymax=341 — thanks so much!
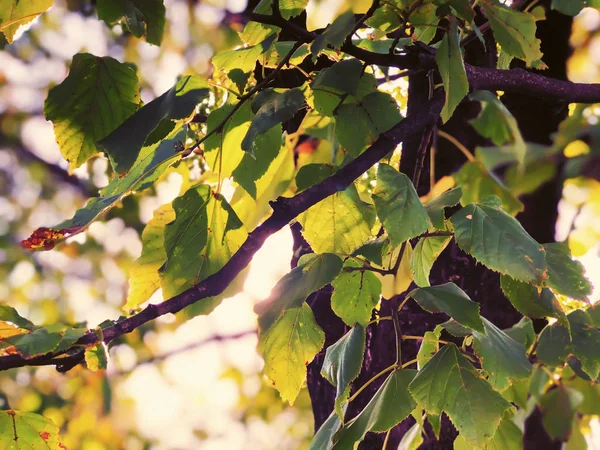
xmin=347 ymin=363 xmax=398 ymax=402
xmin=367 ymin=316 xmax=392 ymax=325
xmin=402 ymin=335 xmax=450 ymax=345
xmin=437 ymin=129 xmax=475 ymax=162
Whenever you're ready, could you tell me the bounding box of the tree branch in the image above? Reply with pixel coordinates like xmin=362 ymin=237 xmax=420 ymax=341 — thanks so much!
xmin=0 ymin=91 xmax=445 ymax=372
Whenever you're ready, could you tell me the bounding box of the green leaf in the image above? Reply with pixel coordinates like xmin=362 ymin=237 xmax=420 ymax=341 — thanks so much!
xmin=409 ymin=344 xmax=513 ymax=447
xmin=204 ymin=102 xmax=252 ymax=180
xmin=233 ymin=124 xmax=282 ymax=198
xmin=424 ymin=186 xmax=462 ymax=229
xmin=409 ymin=3 xmax=440 ymax=44
xmin=436 ymin=17 xmax=469 ymax=123
xmin=241 ymin=88 xmax=305 ymax=154
xmin=85 ymin=342 xmax=109 ymax=372
xmin=551 ymin=0 xmax=586 ymax=15
xmin=0 ymin=329 xmax=63 ymax=358
xmin=321 ymin=325 xmax=366 ymax=418
xmin=450 ymin=196 xmax=546 ymax=284
xmin=299 ymin=184 xmax=375 ymax=256
xmin=373 ymin=164 xmax=430 ymax=245
xmin=408 ymin=283 xmax=484 ymax=332
xmin=295 ymin=163 xmax=335 ymax=192
xmin=309 ymin=409 xmax=344 ymax=450
xmin=410 ymin=236 xmax=452 ymax=287
xmin=332 ymin=369 xmax=417 ymax=449
xmin=0 ymin=304 xmax=34 ymax=331
xmin=160 ymin=185 xmax=247 ymax=315
xmin=254 ymin=253 xmax=343 ymax=331
xmin=417 ymin=327 xmax=442 ymax=369
xmin=351 ymin=237 xmax=387 ymax=266
xmin=543 ymin=242 xmax=592 ymax=301
xmin=311 ymin=11 xmax=355 ymax=58
xmin=366 ymin=4 xmax=402 ymax=35
xmin=473 ymin=318 xmax=532 ymax=391
xmin=99 ymin=75 xmax=209 ymax=173
xmin=313 ymin=59 xmax=363 ymax=98
xmin=22 ymin=128 xmax=185 ymax=251
xmin=540 ymin=386 xmax=584 ymax=441
xmin=124 ymin=204 xmax=174 ymax=312
xmin=436 ymin=0 xmax=475 ymax=22
xmin=0 ymin=410 xmax=65 ymax=448
xmin=537 ymin=309 xmax=600 ymax=380
xmin=259 ymin=303 xmax=325 ymax=404
xmin=454 ymin=417 xmax=523 ymax=450
xmin=335 ymin=91 xmax=402 ymax=156
xmin=470 ymin=91 xmax=523 ymax=148
xmin=253 ymin=0 xmax=308 ymax=20
xmin=96 ymin=0 xmax=166 ymax=45
xmin=453 ymin=161 xmax=524 ymax=216
xmin=500 ymin=275 xmax=568 ymax=326
xmin=398 ymin=422 xmax=424 ymax=450
xmin=483 ymin=2 xmax=543 ymax=66
xmin=213 ymin=34 xmax=276 ymax=80
xmin=0 ymin=0 xmax=53 ymax=43
xmin=44 ymin=53 xmax=140 ymax=172
xmin=331 ymin=261 xmax=382 ymax=327
xmin=503 ymin=317 xmax=536 ymax=350
xmin=439 ymin=319 xmax=472 ymax=337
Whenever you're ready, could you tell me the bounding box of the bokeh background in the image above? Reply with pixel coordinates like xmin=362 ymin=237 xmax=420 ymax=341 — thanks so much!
xmin=1 ymin=1 xmax=600 ymax=449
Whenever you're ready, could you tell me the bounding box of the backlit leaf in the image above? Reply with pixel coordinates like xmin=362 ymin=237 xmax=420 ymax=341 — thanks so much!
xmin=0 ymin=410 xmax=65 ymax=449
xmin=321 ymin=325 xmax=366 ymax=418
xmin=424 ymin=186 xmax=462 ymax=229
xmin=436 ymin=17 xmax=469 ymax=122
xmin=44 ymin=53 xmax=140 ymax=172
xmin=540 ymin=385 xmax=584 ymax=441
xmin=311 ymin=11 xmax=355 ymax=58
xmin=309 ymin=408 xmax=344 ymax=450
xmin=97 ymin=0 xmax=166 ymax=45
xmin=450 ymin=196 xmax=546 ymax=284
xmin=331 ymin=261 xmax=382 ymax=327
xmin=409 ymin=344 xmax=513 ymax=447
xmin=0 ymin=0 xmax=53 ymax=43
xmin=254 ymin=253 xmax=343 ymax=331
xmin=410 ymin=236 xmax=452 ymax=287
xmin=373 ymin=164 xmax=430 ymax=245
xmin=85 ymin=342 xmax=109 ymax=372
xmin=259 ymin=303 xmax=325 ymax=404
xmin=99 ymin=75 xmax=209 ymax=173
xmin=22 ymin=128 xmax=185 ymax=251
xmin=160 ymin=185 xmax=247 ymax=316
xmin=543 ymin=242 xmax=592 ymax=301
xmin=417 ymin=326 xmax=442 ymax=369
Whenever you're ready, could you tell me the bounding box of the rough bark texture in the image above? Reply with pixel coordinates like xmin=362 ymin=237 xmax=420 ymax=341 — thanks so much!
xmin=303 ymin=2 xmax=572 ymax=449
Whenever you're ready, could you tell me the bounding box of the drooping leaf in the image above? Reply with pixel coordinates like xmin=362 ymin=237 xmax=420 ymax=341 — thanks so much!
xmin=212 ymin=34 xmax=276 ymax=85
xmin=0 ymin=410 xmax=65 ymax=449
xmin=398 ymin=422 xmax=424 ymax=450
xmin=409 ymin=3 xmax=440 ymax=44
xmin=0 ymin=304 xmax=34 ymax=331
xmin=259 ymin=303 xmax=325 ymax=404
xmin=500 ymin=275 xmax=568 ymax=326
xmin=311 ymin=11 xmax=355 ymax=58
xmin=537 ymin=309 xmax=600 ymax=380
xmin=22 ymin=128 xmax=186 ymax=251
xmin=160 ymin=185 xmax=247 ymax=315
xmin=43 ymin=53 xmax=140 ymax=172
xmin=540 ymin=385 xmax=584 ymax=441
xmin=503 ymin=317 xmax=536 ymax=350
xmin=453 ymin=161 xmax=524 ymax=216
xmin=0 ymin=329 xmax=62 ymax=358
xmin=473 ymin=318 xmax=532 ymax=391
xmin=309 ymin=409 xmax=344 ymax=450
xmin=424 ymin=186 xmax=462 ymax=229
xmin=0 ymin=0 xmax=54 ymax=43
xmin=85 ymin=342 xmax=109 ymax=372
xmin=299 ymin=184 xmax=375 ymax=256
xmin=335 ymin=92 xmax=402 ymax=156
xmin=124 ymin=204 xmax=174 ymax=312
xmin=408 ymin=283 xmax=484 ymax=332
xmin=97 ymin=0 xmax=166 ymax=45
xmin=373 ymin=164 xmax=430 ymax=245
xmin=351 ymin=236 xmax=387 ymax=266
xmin=410 ymin=236 xmax=452 ymax=287
xmin=331 ymin=261 xmax=382 ymax=327
xmin=417 ymin=327 xmax=442 ymax=369
xmin=543 ymin=242 xmax=592 ymax=301
xmin=242 ymin=88 xmax=305 ymax=154
xmin=254 ymin=253 xmax=343 ymax=331
xmin=450 ymin=196 xmax=546 ymax=284
xmin=332 ymin=370 xmax=417 ymax=449
xmin=483 ymin=2 xmax=543 ymax=66
xmin=321 ymin=325 xmax=366 ymax=418
xmin=99 ymin=75 xmax=209 ymax=173
xmin=366 ymin=3 xmax=402 ymax=35
xmin=409 ymin=344 xmax=513 ymax=447
xmin=436 ymin=17 xmax=469 ymax=123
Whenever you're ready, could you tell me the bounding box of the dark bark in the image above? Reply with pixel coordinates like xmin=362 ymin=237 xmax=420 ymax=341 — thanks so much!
xmin=304 ymin=2 xmax=572 ymax=449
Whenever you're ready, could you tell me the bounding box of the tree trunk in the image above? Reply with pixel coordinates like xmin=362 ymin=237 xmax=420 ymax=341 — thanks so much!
xmin=303 ymin=2 xmax=572 ymax=448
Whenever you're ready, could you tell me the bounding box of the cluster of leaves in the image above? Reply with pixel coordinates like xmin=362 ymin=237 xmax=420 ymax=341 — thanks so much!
xmin=2 ymin=0 xmax=600 ymax=448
